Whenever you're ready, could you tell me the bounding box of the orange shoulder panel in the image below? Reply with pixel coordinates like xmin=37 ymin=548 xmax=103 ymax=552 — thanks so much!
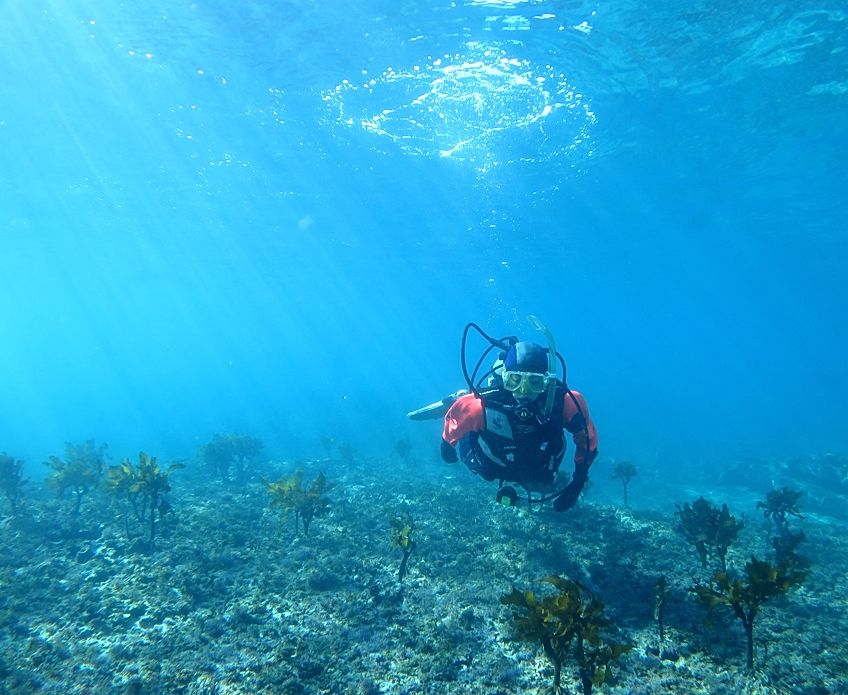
xmin=443 ymin=393 xmax=485 ymax=445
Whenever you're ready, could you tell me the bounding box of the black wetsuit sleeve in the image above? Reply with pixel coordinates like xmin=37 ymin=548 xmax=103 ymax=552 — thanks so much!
xmin=441 ymin=438 xmax=458 ymax=463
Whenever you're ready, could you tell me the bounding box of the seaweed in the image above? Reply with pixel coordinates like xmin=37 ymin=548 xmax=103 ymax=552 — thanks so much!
xmin=338 ymin=444 xmax=356 ymax=465
xmin=104 ymin=458 xmax=139 ymax=537
xmin=772 ymin=529 xmax=809 ymax=570
xmin=654 ymin=575 xmax=668 ymax=652
xmin=261 ymin=469 xmax=335 ymax=536
xmin=501 ymin=576 xmax=633 ymax=695
xmin=675 ymin=496 xmax=743 ymax=572
xmin=693 ymin=557 xmax=807 ymax=670
xmin=389 ymin=513 xmax=416 ymax=583
xmin=43 ymin=440 xmax=109 ymax=514
xmin=757 ymin=487 xmax=804 ymax=537
xmin=319 ymin=435 xmax=336 ymax=457
xmin=0 ymin=453 xmax=27 ymax=515
xmin=611 ymin=461 xmax=638 ymax=507
xmin=758 ymin=487 xmax=808 ymax=569
xmin=105 ymin=452 xmax=184 ymax=545
xmin=391 ymin=436 xmax=413 ymax=464
xmin=200 ymin=433 xmax=264 ymax=483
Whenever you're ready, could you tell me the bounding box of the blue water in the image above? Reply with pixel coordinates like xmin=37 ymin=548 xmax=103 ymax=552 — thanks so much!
xmin=2 ymin=0 xmax=846 ymax=481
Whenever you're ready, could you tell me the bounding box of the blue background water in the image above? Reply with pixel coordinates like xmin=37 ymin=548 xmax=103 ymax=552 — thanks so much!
xmin=2 ymin=0 xmax=846 ymax=480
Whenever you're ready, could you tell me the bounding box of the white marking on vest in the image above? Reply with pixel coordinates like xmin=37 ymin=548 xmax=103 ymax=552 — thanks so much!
xmin=478 ymin=437 xmax=511 ymax=471
xmin=485 ymin=408 xmax=513 ymax=439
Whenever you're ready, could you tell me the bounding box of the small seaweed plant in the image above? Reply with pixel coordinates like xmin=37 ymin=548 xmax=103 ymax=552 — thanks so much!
xmin=44 ymin=440 xmax=109 ymax=514
xmin=757 ymin=487 xmax=804 ymax=535
xmin=319 ymin=434 xmax=336 ymax=458
xmin=675 ymin=496 xmax=743 ymax=572
xmin=757 ymin=487 xmax=808 ymax=569
xmin=692 ymin=557 xmax=806 ymax=670
xmin=261 ymin=469 xmax=335 ymax=536
xmin=389 ymin=513 xmax=416 ymax=583
xmin=338 ymin=444 xmax=356 ymax=465
xmin=501 ymin=576 xmax=633 ymax=695
xmin=391 ymin=436 xmax=413 ymax=464
xmin=200 ymin=433 xmax=264 ymax=483
xmin=654 ymin=575 xmax=669 ymax=656
xmin=105 ymin=452 xmax=184 ymax=547
xmin=0 ymin=453 xmax=27 ymax=515
xmin=611 ymin=461 xmax=638 ymax=507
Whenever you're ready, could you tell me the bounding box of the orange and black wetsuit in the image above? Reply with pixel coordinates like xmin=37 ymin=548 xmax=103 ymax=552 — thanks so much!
xmin=440 ymin=383 xmax=598 ymax=510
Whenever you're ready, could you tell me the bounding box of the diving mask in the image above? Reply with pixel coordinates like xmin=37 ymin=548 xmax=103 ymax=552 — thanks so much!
xmin=503 ymin=371 xmax=549 ymax=395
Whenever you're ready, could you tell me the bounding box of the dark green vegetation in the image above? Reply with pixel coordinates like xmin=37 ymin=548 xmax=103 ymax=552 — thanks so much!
xmin=105 ymin=453 xmax=185 ymax=546
xmin=0 ymin=452 xmax=27 ymax=515
xmin=675 ymin=496 xmax=743 ymax=571
xmin=653 ymin=575 xmax=669 ymax=652
xmin=201 ymin=433 xmax=264 ymax=483
xmin=261 ymin=469 xmax=335 ymax=536
xmin=338 ymin=443 xmax=356 ymax=464
xmin=678 ymin=491 xmax=808 ymax=671
xmin=0 ymin=447 xmax=844 ymax=694
xmin=693 ymin=557 xmax=807 ymax=670
xmin=758 ymin=487 xmax=809 ymax=570
xmin=611 ymin=461 xmax=638 ymax=507
xmin=502 ymin=576 xmax=633 ymax=694
xmin=389 ymin=513 xmax=416 ymax=583
xmin=43 ymin=440 xmax=109 ymax=514
xmin=757 ymin=487 xmax=804 ymax=534
xmin=392 ymin=436 xmax=413 ymax=464
xmin=319 ymin=434 xmax=336 ymax=457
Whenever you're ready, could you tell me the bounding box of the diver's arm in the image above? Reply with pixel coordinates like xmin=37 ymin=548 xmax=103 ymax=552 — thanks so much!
xmin=439 ymin=393 xmax=484 ymax=463
xmin=407 ymin=390 xmax=469 ymax=421
xmin=554 ymin=390 xmax=598 ymax=512
xmin=563 ymin=389 xmax=599 ymax=469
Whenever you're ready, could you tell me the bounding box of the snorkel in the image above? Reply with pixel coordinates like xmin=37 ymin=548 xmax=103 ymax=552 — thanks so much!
xmin=526 ymin=315 xmax=557 ymax=422
xmin=524 ymin=316 xmax=592 ymax=454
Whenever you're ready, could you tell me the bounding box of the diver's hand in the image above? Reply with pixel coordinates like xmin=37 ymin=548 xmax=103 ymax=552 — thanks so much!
xmin=553 ymin=466 xmax=588 ymax=512
xmin=440 ymin=439 xmax=458 ymax=464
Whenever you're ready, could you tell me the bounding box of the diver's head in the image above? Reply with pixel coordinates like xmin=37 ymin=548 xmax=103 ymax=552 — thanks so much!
xmin=502 ymin=342 xmax=550 ymax=400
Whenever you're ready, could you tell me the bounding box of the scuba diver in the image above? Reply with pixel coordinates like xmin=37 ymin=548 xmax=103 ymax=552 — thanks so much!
xmin=408 ymin=317 xmax=598 ymax=512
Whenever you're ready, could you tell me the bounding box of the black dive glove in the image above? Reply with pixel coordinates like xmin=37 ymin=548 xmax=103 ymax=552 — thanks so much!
xmin=553 ymin=464 xmax=590 ymax=512
xmin=441 ymin=438 xmax=458 ymax=463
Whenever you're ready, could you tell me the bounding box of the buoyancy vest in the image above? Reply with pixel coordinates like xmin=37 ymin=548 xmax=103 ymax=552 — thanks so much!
xmin=465 ymin=384 xmax=567 ymax=485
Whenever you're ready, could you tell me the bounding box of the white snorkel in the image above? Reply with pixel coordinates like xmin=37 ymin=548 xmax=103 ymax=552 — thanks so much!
xmin=526 ymin=315 xmax=558 ymax=422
